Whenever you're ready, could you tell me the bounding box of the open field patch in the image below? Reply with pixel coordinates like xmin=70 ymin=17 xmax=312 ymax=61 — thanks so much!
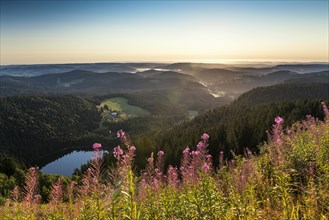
xmin=99 ymin=97 xmax=151 ymax=120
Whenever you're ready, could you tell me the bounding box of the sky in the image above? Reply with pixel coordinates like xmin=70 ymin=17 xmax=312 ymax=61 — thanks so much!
xmin=0 ymin=0 xmax=328 ymax=65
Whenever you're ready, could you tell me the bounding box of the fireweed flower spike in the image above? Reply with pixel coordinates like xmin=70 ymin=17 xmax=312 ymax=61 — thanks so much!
xmin=113 ymin=146 xmax=124 ymax=159
xmin=197 ymin=141 xmax=205 ymax=150
xmin=129 ymin=145 xmax=136 ymax=152
xmin=202 ymin=163 xmax=210 ymax=171
xmin=92 ymin=143 xmax=102 ymax=150
xmin=275 ymin=116 xmax=284 ymax=124
xmin=183 ymin=147 xmax=190 ymax=154
xmin=117 ymin=129 xmax=125 ymax=138
xmin=156 ymin=151 xmax=165 ymax=178
xmin=191 ymin=151 xmax=200 ymax=156
xmin=321 ymin=102 xmax=329 ymax=122
xmin=201 ymin=133 xmax=209 ymax=140
xmin=157 ymin=151 xmax=164 ymax=157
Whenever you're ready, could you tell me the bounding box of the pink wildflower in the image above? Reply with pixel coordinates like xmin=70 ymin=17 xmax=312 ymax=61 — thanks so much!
xmin=113 ymin=146 xmax=123 ymax=159
xmin=183 ymin=147 xmax=190 ymax=154
xmin=197 ymin=141 xmax=205 ymax=150
xmin=191 ymin=150 xmax=200 ymax=156
xmin=201 ymin=133 xmax=209 ymax=140
xmin=321 ymin=102 xmax=329 ymax=121
xmin=157 ymin=151 xmax=164 ymax=157
xmin=167 ymin=166 xmax=179 ymax=188
xmin=202 ymin=163 xmax=210 ymax=171
xmin=274 ymin=116 xmax=284 ymax=124
xmin=92 ymin=143 xmax=102 ymax=150
xmin=129 ymin=145 xmax=136 ymax=152
xmin=117 ymin=129 xmax=125 ymax=138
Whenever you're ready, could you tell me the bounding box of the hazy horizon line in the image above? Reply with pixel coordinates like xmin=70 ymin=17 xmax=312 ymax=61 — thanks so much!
xmin=1 ymin=60 xmax=329 ymax=67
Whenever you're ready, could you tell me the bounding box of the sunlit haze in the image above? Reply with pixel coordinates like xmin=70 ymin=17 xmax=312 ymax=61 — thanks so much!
xmin=1 ymin=0 xmax=328 ymax=65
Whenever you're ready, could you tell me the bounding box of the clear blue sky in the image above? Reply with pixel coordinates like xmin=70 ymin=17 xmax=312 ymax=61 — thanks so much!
xmin=1 ymin=0 xmax=328 ymax=64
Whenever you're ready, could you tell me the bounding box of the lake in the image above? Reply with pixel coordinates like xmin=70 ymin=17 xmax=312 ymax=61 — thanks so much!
xmin=41 ymin=150 xmax=95 ymax=176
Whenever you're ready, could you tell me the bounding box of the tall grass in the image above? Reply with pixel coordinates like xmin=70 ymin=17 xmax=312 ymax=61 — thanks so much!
xmin=1 ymin=103 xmax=329 ymax=219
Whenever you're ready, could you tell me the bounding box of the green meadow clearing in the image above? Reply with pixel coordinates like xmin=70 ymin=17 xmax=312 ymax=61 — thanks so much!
xmin=100 ymin=97 xmax=151 ymax=119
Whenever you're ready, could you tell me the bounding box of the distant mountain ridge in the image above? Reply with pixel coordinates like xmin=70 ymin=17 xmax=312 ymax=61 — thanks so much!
xmin=1 ymin=62 xmax=328 ymax=77
xmin=1 ymin=62 xmax=328 ymax=99
xmin=0 ymin=63 xmax=164 ymax=77
xmin=0 ymin=69 xmax=206 ymax=96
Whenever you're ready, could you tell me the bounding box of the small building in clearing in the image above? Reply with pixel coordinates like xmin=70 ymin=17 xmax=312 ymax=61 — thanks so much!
xmin=111 ymin=111 xmax=119 ymax=118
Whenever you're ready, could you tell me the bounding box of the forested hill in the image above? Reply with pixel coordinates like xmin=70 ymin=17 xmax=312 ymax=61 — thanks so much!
xmin=156 ymin=83 xmax=329 ymax=166
xmin=0 ymin=96 xmax=102 ymax=165
xmin=236 ymin=83 xmax=329 ymax=105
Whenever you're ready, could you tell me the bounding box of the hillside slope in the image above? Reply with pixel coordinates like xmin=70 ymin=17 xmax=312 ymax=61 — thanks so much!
xmin=0 ymin=96 xmax=102 ymax=164
xmin=1 ymin=103 xmax=328 ymax=219
xmin=156 ymin=83 xmax=329 ymax=165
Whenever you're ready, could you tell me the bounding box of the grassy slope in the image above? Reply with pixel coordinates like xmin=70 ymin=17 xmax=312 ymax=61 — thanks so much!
xmin=100 ymin=97 xmax=151 ymax=119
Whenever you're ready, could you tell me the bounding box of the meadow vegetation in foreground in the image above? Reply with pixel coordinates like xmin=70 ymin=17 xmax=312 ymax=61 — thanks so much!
xmin=1 ymin=102 xmax=329 ymax=219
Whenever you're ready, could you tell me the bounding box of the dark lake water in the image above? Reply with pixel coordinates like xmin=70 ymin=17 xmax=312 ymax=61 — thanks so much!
xmin=41 ymin=151 xmax=95 ymax=176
